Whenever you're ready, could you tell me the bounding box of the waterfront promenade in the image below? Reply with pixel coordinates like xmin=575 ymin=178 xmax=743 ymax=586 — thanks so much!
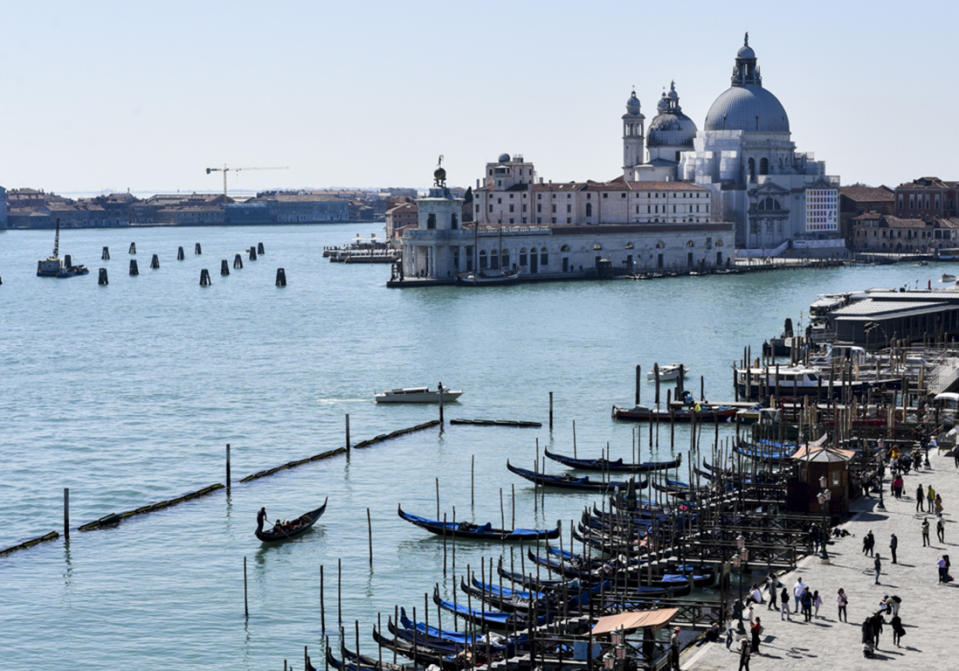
xmin=684 ymin=449 xmax=957 ymax=671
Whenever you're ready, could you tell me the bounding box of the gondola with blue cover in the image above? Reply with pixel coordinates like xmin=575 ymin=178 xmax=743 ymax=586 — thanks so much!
xmin=433 ymin=585 xmax=550 ymax=630
xmin=507 ymin=461 xmax=646 ymax=491
xmin=397 ymin=504 xmax=559 ymax=541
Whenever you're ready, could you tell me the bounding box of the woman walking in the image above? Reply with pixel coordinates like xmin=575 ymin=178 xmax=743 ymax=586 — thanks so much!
xmin=837 ymin=587 xmax=848 ymax=622
xmin=813 ymin=590 xmax=823 ymax=619
xmin=891 ymin=614 xmax=906 ymax=647
xmin=750 ymin=616 xmax=763 ymax=654
xmin=780 ymin=586 xmax=790 ymax=621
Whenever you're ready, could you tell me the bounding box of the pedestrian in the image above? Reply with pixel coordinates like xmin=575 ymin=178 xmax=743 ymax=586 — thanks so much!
xmin=938 ymin=517 xmax=945 ymax=543
xmin=874 ymin=553 xmax=882 ymax=585
xmin=725 ymin=619 xmax=734 ymax=649
xmin=939 ymin=555 xmax=948 ymax=583
xmin=917 ymin=483 xmax=925 ymax=512
xmin=780 ymin=586 xmax=790 ymax=621
xmin=865 ymin=530 xmax=875 ymax=557
xmin=670 ymin=626 xmax=680 ymax=671
xmin=935 ymin=493 xmax=943 ymax=517
xmin=810 ymin=523 xmax=820 ymax=554
xmin=890 ymin=533 xmax=898 ymax=564
xmin=870 ymin=610 xmax=884 ymax=647
xmin=922 ymin=518 xmax=931 ymax=547
xmin=954 ymin=446 xmax=959 ymax=468
xmin=800 ymin=587 xmax=813 ymax=622
xmin=813 ymin=590 xmax=823 ymax=618
xmin=891 ymin=614 xmax=906 ymax=647
xmin=766 ymin=574 xmax=777 ymax=611
xmin=750 ymin=616 xmax=762 ymax=654
xmin=837 ymin=587 xmax=848 ymax=622
xmin=792 ymin=576 xmax=805 ymax=613
xmin=738 ymin=635 xmax=751 ymax=671
xmin=928 ymin=485 xmax=936 ymax=512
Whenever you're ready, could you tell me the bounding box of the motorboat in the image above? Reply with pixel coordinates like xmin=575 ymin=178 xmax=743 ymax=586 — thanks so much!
xmin=646 ymin=363 xmax=687 ymax=382
xmin=375 ymin=386 xmax=463 ymax=404
xmin=456 ymin=270 xmax=520 ymax=286
xmin=942 ymin=273 xmax=956 ymax=283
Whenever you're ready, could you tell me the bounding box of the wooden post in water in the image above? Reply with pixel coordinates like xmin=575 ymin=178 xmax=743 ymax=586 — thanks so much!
xmin=549 ymin=391 xmax=554 ymax=431
xmin=500 ymin=488 xmax=505 ymax=529
xmin=636 ymin=365 xmax=641 ymax=406
xmin=511 ymin=483 xmax=516 ymax=529
xmin=700 ymin=375 xmax=705 ymax=402
xmin=435 ymin=477 xmax=440 ymax=519
xmin=225 ymin=444 xmax=231 ymax=495
xmin=367 ymin=508 xmax=373 ymax=569
xmin=221 ymin=259 xmax=230 ymax=276
xmin=345 ymin=414 xmax=351 ymax=461
xmin=470 ymin=454 xmax=475 ymax=508
xmin=243 ymin=556 xmax=249 ymax=618
xmin=572 ymin=420 xmax=577 ymax=458
xmin=63 ymin=487 xmax=69 ymax=541
xmin=442 ymin=513 xmax=448 ymax=576
xmin=320 ymin=564 xmax=325 ymax=638
xmin=337 ymin=557 xmax=342 ymax=628
xmin=102 ymin=246 xmax=110 ymax=260
xmin=438 ymin=381 xmax=445 ymax=429
xmin=177 ymin=246 xmax=184 ymax=261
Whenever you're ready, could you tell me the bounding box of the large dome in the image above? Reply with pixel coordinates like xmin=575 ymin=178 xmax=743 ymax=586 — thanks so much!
xmin=704 ymin=84 xmax=789 ymax=133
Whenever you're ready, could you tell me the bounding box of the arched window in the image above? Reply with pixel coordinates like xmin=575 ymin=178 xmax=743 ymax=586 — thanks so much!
xmin=519 ymin=248 xmax=528 ymax=265
xmin=685 ymin=240 xmax=695 ymax=248
xmin=585 ymin=203 xmax=593 ymax=217
xmin=747 ymin=158 xmax=756 ymax=182
xmin=540 ymin=247 xmax=548 ymax=267
xmin=560 ymin=244 xmax=570 ymax=252
xmin=759 ymin=158 xmax=769 ymax=175
xmin=655 ymin=240 xmax=665 ymax=249
xmin=479 ymin=250 xmax=488 ymax=270
xmin=500 ymin=248 xmax=509 ymax=268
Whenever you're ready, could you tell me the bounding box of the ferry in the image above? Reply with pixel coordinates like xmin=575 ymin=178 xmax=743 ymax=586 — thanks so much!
xmin=374 ymin=386 xmax=463 ymax=404
xmin=734 ymin=364 xmax=900 ymax=400
xmin=36 ymin=219 xmax=89 ymax=278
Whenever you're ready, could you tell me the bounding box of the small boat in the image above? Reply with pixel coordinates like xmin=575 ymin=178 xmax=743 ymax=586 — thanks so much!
xmin=36 ymin=218 xmax=89 ymax=278
xmin=942 ymin=273 xmax=956 ymax=282
xmin=433 ymin=585 xmax=547 ymax=629
xmin=506 ymin=461 xmax=646 ymax=491
xmin=374 ymin=386 xmax=463 ymax=404
xmin=326 ymin=645 xmax=404 ymax=671
xmin=255 ymin=498 xmax=327 ymax=543
xmin=372 ymin=626 xmax=463 ymax=670
xmin=611 ymin=404 xmax=738 ymax=423
xmin=397 ymin=504 xmax=559 ymax=541
xmin=456 ymin=269 xmax=520 ymax=286
xmin=646 ymin=363 xmax=687 ymax=382
xmin=543 ymin=447 xmax=681 ymax=473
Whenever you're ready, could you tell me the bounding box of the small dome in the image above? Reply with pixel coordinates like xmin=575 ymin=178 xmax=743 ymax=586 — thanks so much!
xmin=626 ymin=90 xmax=641 ymax=114
xmin=656 ymin=95 xmax=669 ymax=114
xmin=648 ymin=111 xmax=697 ymax=148
xmin=704 ymin=85 xmax=789 ymax=133
xmin=497 ymin=152 xmax=510 ymax=163
xmin=737 ymin=44 xmax=756 ymax=59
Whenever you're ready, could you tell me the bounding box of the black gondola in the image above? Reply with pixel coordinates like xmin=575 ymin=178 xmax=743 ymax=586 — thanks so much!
xmin=506 ymin=461 xmax=646 ymax=491
xmin=397 ymin=504 xmax=559 ymax=541
xmin=544 ymin=448 xmax=682 ymax=473
xmin=255 ymin=497 xmax=328 ymax=543
xmin=372 ymin=626 xmax=464 ymax=670
xmin=326 ymin=645 xmax=404 ymax=671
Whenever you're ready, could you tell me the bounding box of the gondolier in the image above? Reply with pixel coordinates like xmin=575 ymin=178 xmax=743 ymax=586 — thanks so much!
xmin=256 ymin=506 xmax=267 ymax=529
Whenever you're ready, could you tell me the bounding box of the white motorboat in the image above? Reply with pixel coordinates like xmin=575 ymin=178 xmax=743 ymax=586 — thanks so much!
xmin=374 ymin=386 xmax=463 ymax=404
xmin=647 ymin=363 xmax=688 ymax=382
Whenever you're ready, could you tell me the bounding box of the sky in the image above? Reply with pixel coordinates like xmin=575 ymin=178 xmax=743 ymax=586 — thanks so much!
xmin=1 ymin=1 xmax=957 ymax=195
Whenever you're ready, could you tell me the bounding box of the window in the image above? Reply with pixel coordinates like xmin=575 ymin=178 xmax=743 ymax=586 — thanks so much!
xmin=602 ymin=193 xmax=608 ymax=199
xmin=501 ymin=249 xmax=509 ymax=268
xmin=451 ymin=213 xmax=458 ymax=229
xmin=685 ymin=240 xmax=695 ymax=247
xmin=427 ymin=213 xmax=436 ymax=229
xmin=519 ymin=248 xmax=527 ymax=265
xmin=760 ymin=157 xmax=769 ymax=174
xmin=509 ymin=204 xmax=514 ymax=213
xmin=552 ymin=205 xmax=556 ymax=213
xmin=566 ymin=204 xmax=571 ymax=213
xmin=479 ymin=250 xmax=488 ymax=270
xmin=560 ymin=244 xmax=570 ymax=252
xmin=540 ymin=248 xmax=548 ymax=266
xmin=537 ymin=204 xmax=541 ymax=213
xmin=586 ymin=203 xmax=593 ymax=217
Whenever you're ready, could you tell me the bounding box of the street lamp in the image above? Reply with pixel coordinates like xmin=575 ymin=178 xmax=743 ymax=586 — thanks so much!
xmin=734 ymin=534 xmax=747 ymax=633
xmin=817 ymin=475 xmax=831 ymax=560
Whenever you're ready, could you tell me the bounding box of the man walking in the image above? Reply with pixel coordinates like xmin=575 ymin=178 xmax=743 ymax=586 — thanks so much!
xmin=669 ymin=626 xmax=681 ymax=671
xmin=922 ymin=518 xmax=931 ymax=547
xmin=938 ymin=517 xmax=946 ymax=543
xmin=917 ymin=484 xmax=925 ymax=512
xmin=738 ymin=635 xmax=751 ymax=671
xmin=890 ymin=533 xmax=898 ymax=564
xmin=766 ymin=574 xmax=777 ymax=611
xmin=793 ymin=576 xmax=805 ymax=613
xmin=928 ymin=485 xmax=936 ymax=513
xmin=874 ymin=554 xmax=882 ymax=585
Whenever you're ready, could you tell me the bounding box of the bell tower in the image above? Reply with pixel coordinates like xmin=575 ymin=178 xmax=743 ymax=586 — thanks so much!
xmin=622 ymin=89 xmax=645 ymax=178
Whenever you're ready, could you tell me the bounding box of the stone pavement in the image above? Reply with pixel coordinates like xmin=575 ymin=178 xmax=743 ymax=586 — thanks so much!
xmin=681 ymin=449 xmax=958 ymax=671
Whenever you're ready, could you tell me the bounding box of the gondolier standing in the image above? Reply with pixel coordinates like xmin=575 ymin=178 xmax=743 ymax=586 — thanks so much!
xmin=257 ymin=506 xmax=268 ymax=529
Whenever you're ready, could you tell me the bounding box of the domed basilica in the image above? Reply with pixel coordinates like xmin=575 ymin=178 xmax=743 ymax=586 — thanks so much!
xmin=624 ymin=35 xmax=841 ymax=253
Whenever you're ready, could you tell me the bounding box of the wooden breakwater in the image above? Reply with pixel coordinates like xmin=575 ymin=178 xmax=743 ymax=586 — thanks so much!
xmin=78 ymin=483 xmax=225 ymax=531
xmin=0 ymin=531 xmax=60 ymax=556
xmin=450 ymin=418 xmax=542 ymax=428
xmin=240 ymin=419 xmax=441 ymax=482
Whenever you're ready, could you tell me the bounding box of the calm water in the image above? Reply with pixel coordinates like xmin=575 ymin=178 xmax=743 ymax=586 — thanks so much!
xmin=0 ymin=225 xmax=947 ymax=669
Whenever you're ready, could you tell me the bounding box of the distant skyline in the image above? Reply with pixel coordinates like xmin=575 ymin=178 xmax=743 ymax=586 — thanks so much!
xmin=2 ymin=1 xmax=957 ymax=195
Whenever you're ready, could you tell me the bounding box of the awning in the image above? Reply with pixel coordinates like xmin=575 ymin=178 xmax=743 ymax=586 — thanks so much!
xmin=789 ymin=445 xmax=855 ymax=462
xmin=591 ymin=608 xmax=679 ymax=635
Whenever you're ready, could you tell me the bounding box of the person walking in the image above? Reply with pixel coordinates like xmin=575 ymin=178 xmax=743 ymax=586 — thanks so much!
xmin=917 ymin=483 xmax=925 ymax=512
xmin=738 ymin=635 xmax=751 ymax=671
xmin=813 ymin=590 xmax=823 ymax=619
xmin=874 ymin=554 xmax=882 ymax=585
xmin=780 ymin=586 xmax=790 ymax=621
xmin=865 ymin=530 xmax=875 ymax=557
xmin=750 ymin=617 xmax=762 ymax=654
xmin=935 ymin=493 xmax=944 ymax=517
xmin=725 ymin=619 xmax=735 ymax=649
xmin=891 ymin=614 xmax=906 ymax=647
xmin=765 ymin=574 xmax=777 ymax=611
xmin=837 ymin=587 xmax=848 ymax=622
xmin=800 ymin=587 xmax=813 ymax=622
xmin=890 ymin=533 xmax=898 ymax=564
xmin=928 ymin=485 xmax=936 ymax=512
xmin=669 ymin=627 xmax=680 ymax=671
xmin=939 ymin=555 xmax=948 ymax=583
xmin=954 ymin=445 xmax=959 ymax=468
xmin=792 ymin=577 xmax=805 ymax=613
xmin=938 ymin=517 xmax=946 ymax=543
xmin=871 ymin=611 xmax=884 ymax=648
xmin=922 ymin=518 xmax=931 ymax=547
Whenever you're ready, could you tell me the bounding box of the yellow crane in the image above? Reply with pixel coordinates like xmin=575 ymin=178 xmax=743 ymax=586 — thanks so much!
xmin=205 ymin=164 xmax=289 ymax=197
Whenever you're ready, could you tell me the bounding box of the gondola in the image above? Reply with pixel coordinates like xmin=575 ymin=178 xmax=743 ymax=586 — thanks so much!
xmin=611 ymin=404 xmax=738 ymax=423
xmin=326 ymin=645 xmax=404 ymax=671
xmin=506 ymin=461 xmax=646 ymax=491
xmin=496 ymin=558 xmax=571 ymax=591
xmin=397 ymin=504 xmax=559 ymax=541
xmin=460 ymin=576 xmax=537 ymax=612
xmin=372 ymin=626 xmax=464 ymax=671
xmin=255 ymin=497 xmax=328 ymax=543
xmin=433 ymin=585 xmax=549 ymax=630
xmin=543 ymin=448 xmax=682 ymax=473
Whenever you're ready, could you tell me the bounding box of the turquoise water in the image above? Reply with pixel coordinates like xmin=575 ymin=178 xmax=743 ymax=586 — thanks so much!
xmin=0 ymin=225 xmax=946 ymax=669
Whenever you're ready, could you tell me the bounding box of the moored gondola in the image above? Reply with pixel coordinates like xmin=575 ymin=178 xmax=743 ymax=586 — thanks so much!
xmin=611 ymin=403 xmax=738 ymax=423
xmin=397 ymin=504 xmax=559 ymax=541
xmin=506 ymin=461 xmax=646 ymax=491
xmin=372 ymin=626 xmax=464 ymax=670
xmin=255 ymin=497 xmax=328 ymax=543
xmin=432 ymin=584 xmax=549 ymax=630
xmin=543 ymin=448 xmax=682 ymax=473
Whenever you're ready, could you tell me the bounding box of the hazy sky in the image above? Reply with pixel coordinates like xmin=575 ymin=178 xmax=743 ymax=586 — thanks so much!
xmin=2 ymin=1 xmax=956 ymax=195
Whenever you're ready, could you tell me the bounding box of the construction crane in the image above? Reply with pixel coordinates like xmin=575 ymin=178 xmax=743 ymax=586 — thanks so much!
xmin=205 ymin=164 xmax=289 ymax=197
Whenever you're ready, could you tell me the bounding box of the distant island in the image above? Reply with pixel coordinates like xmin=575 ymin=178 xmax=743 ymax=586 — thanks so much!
xmin=0 ymin=186 xmax=469 ymax=229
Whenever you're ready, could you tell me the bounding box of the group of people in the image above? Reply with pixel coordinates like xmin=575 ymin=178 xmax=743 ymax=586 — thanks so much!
xmin=861 ymin=595 xmax=907 ymax=655
xmin=916 ymin=483 xmax=944 ymax=516
xmin=257 ymin=506 xmax=304 ymax=534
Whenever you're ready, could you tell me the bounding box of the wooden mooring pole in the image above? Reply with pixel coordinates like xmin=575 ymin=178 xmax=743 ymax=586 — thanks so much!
xmin=345 ymin=414 xmax=351 ymax=461
xmin=225 ymin=444 xmax=231 ymax=496
xmin=63 ymin=487 xmax=69 ymax=541
xmin=549 ymin=391 xmax=554 ymax=431
xmin=243 ymin=556 xmax=249 ymax=618
xmin=367 ymin=507 xmax=373 ymax=569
